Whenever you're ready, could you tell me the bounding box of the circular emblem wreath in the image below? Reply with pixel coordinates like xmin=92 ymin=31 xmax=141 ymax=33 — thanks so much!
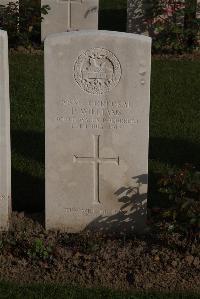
xmin=74 ymin=48 xmax=122 ymax=95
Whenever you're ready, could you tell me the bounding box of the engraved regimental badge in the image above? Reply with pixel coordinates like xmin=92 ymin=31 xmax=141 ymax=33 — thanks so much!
xmin=74 ymin=48 xmax=122 ymax=95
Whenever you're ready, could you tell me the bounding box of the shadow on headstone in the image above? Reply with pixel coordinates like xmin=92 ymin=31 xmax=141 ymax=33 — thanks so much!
xmin=11 ymin=129 xmax=200 ymax=218
xmin=85 ymin=175 xmax=147 ymax=235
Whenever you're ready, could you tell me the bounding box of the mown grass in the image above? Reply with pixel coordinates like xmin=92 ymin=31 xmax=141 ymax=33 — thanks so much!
xmin=9 ymin=54 xmax=44 ymax=212
xmin=6 ymin=1 xmax=200 ymax=296
xmin=0 ymin=281 xmax=199 ymax=299
xmin=149 ymin=59 xmax=200 ymax=205
xmin=9 ymin=54 xmax=200 ymax=211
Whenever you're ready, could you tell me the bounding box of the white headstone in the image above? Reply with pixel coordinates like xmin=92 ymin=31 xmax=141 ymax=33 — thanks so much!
xmin=0 ymin=0 xmax=17 ymax=4
xmin=0 ymin=30 xmax=11 ymax=231
xmin=0 ymin=0 xmax=18 ymax=9
xmin=41 ymin=0 xmax=99 ymax=41
xmin=45 ymin=30 xmax=151 ymax=233
xmin=197 ymin=0 xmax=200 ymax=18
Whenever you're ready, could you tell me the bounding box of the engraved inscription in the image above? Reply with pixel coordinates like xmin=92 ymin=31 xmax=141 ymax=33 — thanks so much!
xmin=66 ymin=207 xmax=126 ymax=216
xmin=57 ymin=98 xmax=139 ymax=130
xmin=74 ymin=48 xmax=122 ymax=95
xmin=73 ymin=135 xmax=119 ymax=205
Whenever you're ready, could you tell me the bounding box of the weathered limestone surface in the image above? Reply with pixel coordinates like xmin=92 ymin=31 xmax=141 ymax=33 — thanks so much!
xmin=0 ymin=0 xmax=18 ymax=9
xmin=45 ymin=30 xmax=151 ymax=233
xmin=0 ymin=0 xmax=17 ymax=4
xmin=0 ymin=30 xmax=11 ymax=231
xmin=41 ymin=0 xmax=99 ymax=41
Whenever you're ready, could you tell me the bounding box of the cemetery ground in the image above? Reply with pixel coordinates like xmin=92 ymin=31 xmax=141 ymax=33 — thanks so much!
xmin=0 ymin=52 xmax=198 ymax=298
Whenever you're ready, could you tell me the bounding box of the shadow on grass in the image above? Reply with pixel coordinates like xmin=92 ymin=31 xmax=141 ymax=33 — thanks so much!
xmin=149 ymin=137 xmax=200 ymax=168
xmin=149 ymin=137 xmax=200 ymax=207
xmin=11 ymin=130 xmax=44 ymax=164
xmin=11 ymin=130 xmax=44 ymax=213
xmin=11 ymin=168 xmax=44 ymax=213
xmin=99 ymin=9 xmax=127 ymax=32
xmin=11 ymin=130 xmax=200 ymax=221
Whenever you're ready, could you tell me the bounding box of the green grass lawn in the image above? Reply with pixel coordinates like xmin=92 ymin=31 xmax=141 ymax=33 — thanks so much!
xmin=149 ymin=59 xmax=200 ymax=206
xmin=5 ymin=1 xmax=200 ymax=296
xmin=0 ymin=281 xmax=199 ymax=299
xmin=9 ymin=54 xmax=200 ymax=211
xmin=10 ymin=54 xmax=44 ymax=212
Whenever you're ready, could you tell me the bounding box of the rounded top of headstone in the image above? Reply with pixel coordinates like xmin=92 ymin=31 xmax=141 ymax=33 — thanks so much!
xmin=44 ymin=30 xmax=152 ymax=44
xmin=0 ymin=30 xmax=8 ymax=38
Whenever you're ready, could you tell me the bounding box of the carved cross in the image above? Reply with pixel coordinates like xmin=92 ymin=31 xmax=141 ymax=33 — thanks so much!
xmin=59 ymin=0 xmax=84 ymax=30
xmin=73 ymin=135 xmax=120 ymax=205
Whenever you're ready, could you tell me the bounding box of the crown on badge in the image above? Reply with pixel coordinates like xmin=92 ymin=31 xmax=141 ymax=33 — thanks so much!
xmin=82 ymin=57 xmax=113 ymax=81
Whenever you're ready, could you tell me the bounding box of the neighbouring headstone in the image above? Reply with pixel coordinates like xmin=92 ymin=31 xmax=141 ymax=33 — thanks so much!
xmin=127 ymin=0 xmax=148 ymax=35
xmin=45 ymin=30 xmax=151 ymax=233
xmin=41 ymin=0 xmax=99 ymax=41
xmin=0 ymin=0 xmax=17 ymax=4
xmin=0 ymin=0 xmax=18 ymax=11
xmin=197 ymin=0 xmax=200 ymax=18
xmin=0 ymin=30 xmax=11 ymax=231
